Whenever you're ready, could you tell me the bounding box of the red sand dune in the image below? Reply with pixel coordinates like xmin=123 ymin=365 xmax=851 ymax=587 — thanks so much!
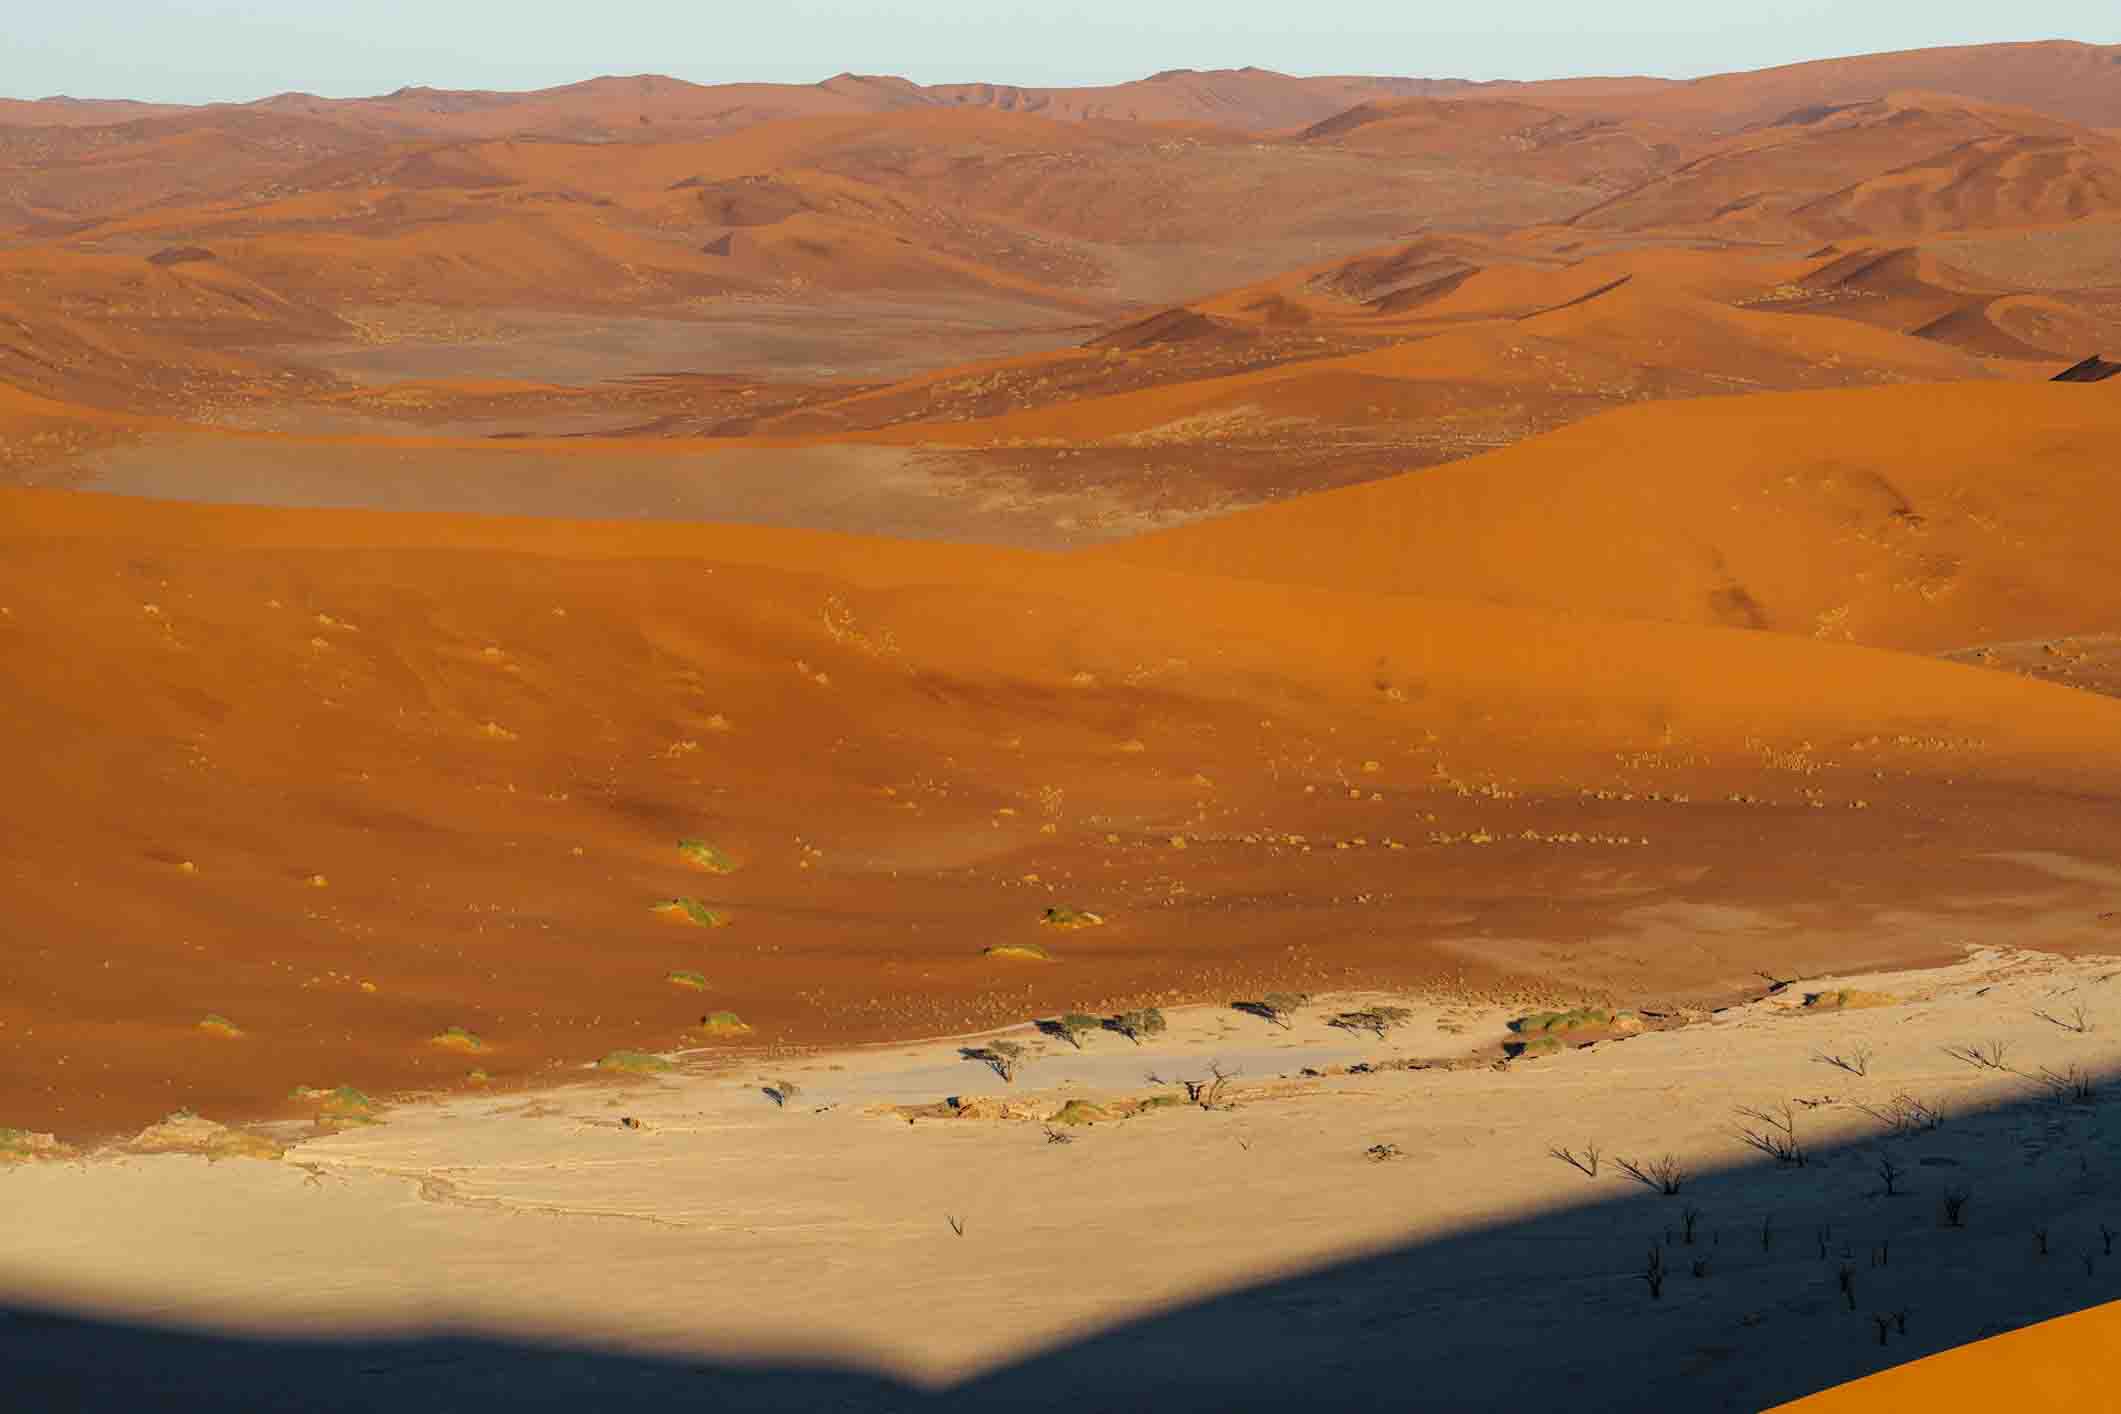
xmin=6 ymin=455 xmax=2121 ymax=1141
xmin=1094 ymin=382 xmax=2121 ymax=651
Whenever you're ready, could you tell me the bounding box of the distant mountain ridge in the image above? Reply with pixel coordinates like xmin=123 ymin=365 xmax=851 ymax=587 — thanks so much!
xmin=4 ymin=40 xmax=2117 ymax=139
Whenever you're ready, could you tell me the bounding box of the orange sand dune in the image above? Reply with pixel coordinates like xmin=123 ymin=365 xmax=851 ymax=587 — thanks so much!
xmin=1778 ymin=1302 xmax=2121 ymax=1411
xmin=5 ymin=484 xmax=2120 ymax=1142
xmin=1094 ymin=382 xmax=2121 ymax=652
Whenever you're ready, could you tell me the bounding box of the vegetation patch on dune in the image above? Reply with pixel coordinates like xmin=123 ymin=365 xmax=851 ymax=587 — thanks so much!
xmin=197 ymin=1014 xmax=245 ymax=1039
xmin=598 ymin=1049 xmax=674 ymax=1074
xmin=1105 ymin=1007 xmax=1168 ymax=1044
xmin=1040 ymin=906 xmax=1104 ymax=930
xmin=431 ymin=1026 xmax=487 ymax=1053
xmin=653 ymin=898 xmax=728 ymax=928
xmin=1327 ymin=1006 xmax=1415 ymax=1039
xmin=294 ymin=1085 xmax=381 ymax=1125
xmin=678 ymin=839 xmax=736 ymax=874
xmin=1049 ymin=1099 xmax=1111 ymax=1126
xmin=1510 ymin=1007 xmax=1611 ymax=1035
xmin=127 ymin=1110 xmax=284 ymax=1161
xmin=689 ymin=1010 xmax=753 ymax=1038
xmin=984 ymin=942 xmax=1054 ymax=962
xmin=0 ymin=1127 xmax=73 ymax=1163
xmin=666 ymin=969 xmax=710 ymax=991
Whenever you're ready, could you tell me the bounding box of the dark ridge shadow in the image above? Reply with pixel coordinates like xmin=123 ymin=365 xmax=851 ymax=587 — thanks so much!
xmin=5 ymin=1074 xmax=2119 ymax=1411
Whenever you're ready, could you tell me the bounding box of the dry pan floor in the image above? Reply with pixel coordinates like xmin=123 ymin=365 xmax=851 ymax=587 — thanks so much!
xmin=4 ymin=945 xmax=2119 ymax=1411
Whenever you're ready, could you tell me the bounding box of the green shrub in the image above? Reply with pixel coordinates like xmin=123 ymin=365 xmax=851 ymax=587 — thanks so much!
xmin=678 ymin=839 xmax=736 ymax=874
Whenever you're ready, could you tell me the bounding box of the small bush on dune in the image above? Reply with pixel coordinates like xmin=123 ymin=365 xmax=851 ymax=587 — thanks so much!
xmin=1510 ymin=1007 xmax=1611 ymax=1036
xmin=654 ymin=898 xmax=728 ymax=928
xmin=197 ymin=1014 xmax=245 ymax=1039
xmin=678 ymin=839 xmax=736 ymax=874
xmin=598 ymin=1050 xmax=674 ymax=1075
xmin=1235 ymin=992 xmax=1310 ymax=1030
xmin=293 ymin=1085 xmax=381 ymax=1124
xmin=984 ymin=942 xmax=1054 ymax=962
xmin=667 ymin=969 xmax=710 ymax=991
xmin=431 ymin=1026 xmax=487 ymax=1053
xmin=1105 ymin=1007 xmax=1167 ymax=1044
xmin=691 ymin=1010 xmax=753 ymax=1037
xmin=1040 ymin=907 xmax=1105 ymax=931
xmin=1328 ymin=1006 xmax=1415 ymax=1039
xmin=1050 ymin=1100 xmax=1109 ymax=1126
xmin=1039 ymin=1013 xmax=1103 ymax=1049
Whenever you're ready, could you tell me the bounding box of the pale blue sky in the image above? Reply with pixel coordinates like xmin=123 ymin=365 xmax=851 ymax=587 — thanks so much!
xmin=10 ymin=2 xmax=2118 ymax=104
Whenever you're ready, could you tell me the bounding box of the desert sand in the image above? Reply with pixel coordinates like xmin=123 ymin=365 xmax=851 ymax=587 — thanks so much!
xmin=5 ymin=37 xmax=2121 ymax=1409
xmin=5 ymin=948 xmax=2118 ymax=1410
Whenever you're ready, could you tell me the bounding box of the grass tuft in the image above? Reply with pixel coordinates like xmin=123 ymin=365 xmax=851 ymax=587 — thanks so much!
xmin=1510 ymin=1007 xmax=1611 ymax=1035
xmin=1040 ymin=906 xmax=1105 ymax=930
xmin=293 ymin=1085 xmax=381 ymax=1124
xmin=666 ymin=969 xmax=710 ymax=991
xmin=431 ymin=1026 xmax=486 ymax=1054
xmin=653 ymin=898 xmax=729 ymax=928
xmin=1049 ymin=1099 xmax=1110 ymax=1126
xmin=984 ymin=942 xmax=1054 ymax=962
xmin=197 ymin=1014 xmax=245 ymax=1039
xmin=691 ymin=1011 xmax=754 ymax=1038
xmin=678 ymin=839 xmax=737 ymax=874
xmin=598 ymin=1049 xmax=674 ymax=1074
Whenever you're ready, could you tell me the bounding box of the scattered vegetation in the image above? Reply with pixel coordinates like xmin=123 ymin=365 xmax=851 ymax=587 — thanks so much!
xmin=1617 ymin=1153 xmax=1687 ymax=1195
xmin=2033 ymin=1003 xmax=2093 ymax=1035
xmin=1104 ymin=1008 xmax=1166 ymax=1045
xmin=1233 ymin=992 xmax=1310 ymax=1030
xmin=294 ymin=1085 xmax=380 ymax=1124
xmin=1640 ymin=1247 xmax=1666 ymax=1299
xmin=1326 ymin=1006 xmax=1414 ymax=1039
xmin=678 ymin=839 xmax=736 ymax=874
xmin=1855 ymin=1093 xmax=1943 ymax=1137
xmin=1877 ymin=1155 xmax=1904 ymax=1197
xmin=984 ymin=942 xmax=1054 ymax=962
xmin=1040 ymin=907 xmax=1104 ymax=931
xmin=653 ymin=898 xmax=728 ymax=928
xmin=1941 ymin=1188 xmax=1971 ymax=1228
xmin=1179 ymin=1060 xmax=1240 ymax=1110
xmin=2035 ymin=1064 xmax=2097 ymax=1104
xmin=963 ymin=1041 xmax=1027 ymax=1083
xmin=1943 ymin=1039 xmax=2011 ymax=1071
xmin=431 ymin=1026 xmax=486 ymax=1053
xmin=691 ymin=1011 xmax=753 ymax=1037
xmin=598 ymin=1050 xmax=674 ymax=1074
xmin=1735 ymin=1102 xmax=1807 ymax=1167
xmin=1050 ymin=1100 xmax=1109 ymax=1127
xmin=666 ymin=969 xmax=710 ymax=990
xmin=1510 ymin=1007 xmax=1611 ymax=1035
xmin=1550 ymin=1141 xmax=1602 ymax=1178
xmin=1365 ymin=1142 xmax=1403 ymax=1162
xmin=197 ymin=1014 xmax=245 ymax=1039
xmin=1813 ymin=1043 xmax=1873 ymax=1077
xmin=1038 ymin=1013 xmax=1104 ymax=1050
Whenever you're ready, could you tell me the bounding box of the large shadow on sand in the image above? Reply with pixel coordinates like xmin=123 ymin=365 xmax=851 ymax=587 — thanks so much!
xmin=7 ymin=1079 xmax=2119 ymax=1412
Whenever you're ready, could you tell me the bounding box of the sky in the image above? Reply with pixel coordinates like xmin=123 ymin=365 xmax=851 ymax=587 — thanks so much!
xmin=8 ymin=1 xmax=2119 ymax=104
